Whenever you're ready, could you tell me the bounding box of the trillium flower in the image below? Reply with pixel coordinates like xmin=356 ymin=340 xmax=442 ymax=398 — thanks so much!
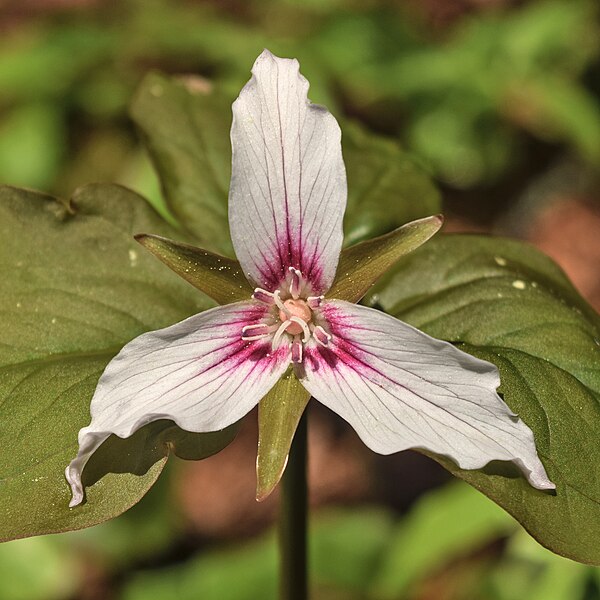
xmin=65 ymin=50 xmax=554 ymax=507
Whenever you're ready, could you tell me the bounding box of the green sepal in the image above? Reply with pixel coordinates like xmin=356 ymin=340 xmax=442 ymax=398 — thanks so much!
xmin=135 ymin=233 xmax=252 ymax=305
xmin=256 ymin=372 xmax=310 ymax=501
xmin=328 ymin=215 xmax=443 ymax=303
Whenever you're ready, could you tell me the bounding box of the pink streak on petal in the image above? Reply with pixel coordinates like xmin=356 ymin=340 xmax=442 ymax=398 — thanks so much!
xmin=65 ymin=300 xmax=292 ymax=506
xmin=229 ymin=50 xmax=346 ymax=293
xmin=300 ymin=300 xmax=555 ymax=491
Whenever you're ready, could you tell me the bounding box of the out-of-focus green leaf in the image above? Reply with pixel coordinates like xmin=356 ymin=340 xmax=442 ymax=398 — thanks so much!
xmin=130 ymin=72 xmax=234 ymax=254
xmin=0 ymin=26 xmax=113 ymax=101
xmin=370 ymin=482 xmax=515 ymax=599
xmin=121 ymin=508 xmax=393 ymax=600
xmin=368 ymin=234 xmax=600 ymax=565
xmin=0 ymin=184 xmax=236 ymax=540
xmin=135 ymin=234 xmax=252 ymax=304
xmin=0 ymin=103 xmax=65 ymax=190
xmin=256 ymin=373 xmax=310 ymax=501
xmin=311 ymin=509 xmax=393 ymax=593
xmin=510 ymin=76 xmax=600 ymax=164
xmin=329 ymin=215 xmax=442 ymax=303
xmin=342 ymin=122 xmax=441 ymax=245
xmin=130 ymin=72 xmax=441 ymax=254
xmin=0 ymin=536 xmax=80 ymax=600
xmin=122 ymin=534 xmax=279 ymax=600
xmin=489 ymin=530 xmax=593 ymax=600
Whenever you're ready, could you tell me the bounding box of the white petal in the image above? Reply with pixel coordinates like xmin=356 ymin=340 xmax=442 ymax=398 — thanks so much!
xmin=66 ymin=301 xmax=291 ymax=506
xmin=299 ymin=300 xmax=554 ymax=490
xmin=229 ymin=49 xmax=346 ymax=294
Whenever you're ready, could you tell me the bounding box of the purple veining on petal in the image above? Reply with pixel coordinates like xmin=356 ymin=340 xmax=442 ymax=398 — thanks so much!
xmin=229 ymin=50 xmax=346 ymax=295
xmin=299 ymin=299 xmax=554 ymax=491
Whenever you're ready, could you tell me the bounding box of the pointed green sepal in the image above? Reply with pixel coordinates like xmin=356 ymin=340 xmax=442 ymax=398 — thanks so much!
xmin=328 ymin=215 xmax=443 ymax=303
xmin=256 ymin=372 xmax=310 ymax=502
xmin=135 ymin=233 xmax=253 ymax=305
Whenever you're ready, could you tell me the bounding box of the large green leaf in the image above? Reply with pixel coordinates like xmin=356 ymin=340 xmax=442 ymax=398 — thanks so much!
xmin=130 ymin=72 xmax=234 ymax=255
xmin=368 ymin=234 xmax=600 ymax=565
xmin=341 ymin=122 xmax=441 ymax=245
xmin=0 ymin=184 xmax=237 ymax=540
xmin=129 ymin=72 xmax=441 ymax=252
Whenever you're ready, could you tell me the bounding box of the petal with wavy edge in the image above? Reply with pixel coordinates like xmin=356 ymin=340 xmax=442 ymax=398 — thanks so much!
xmin=229 ymin=49 xmax=346 ymax=294
xmin=299 ymin=300 xmax=555 ymax=491
xmin=66 ymin=301 xmax=291 ymax=507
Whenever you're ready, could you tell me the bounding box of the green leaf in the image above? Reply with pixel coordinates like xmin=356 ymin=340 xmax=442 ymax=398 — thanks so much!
xmin=0 ymin=184 xmax=236 ymax=540
xmin=370 ymin=481 xmax=515 ymax=599
xmin=328 ymin=215 xmax=442 ymax=303
xmin=368 ymin=234 xmax=600 ymax=565
xmin=130 ymin=73 xmax=441 ymax=252
xmin=135 ymin=234 xmax=252 ymax=305
xmin=256 ymin=373 xmax=310 ymax=501
xmin=130 ymin=72 xmax=234 ymax=255
xmin=342 ymin=122 xmax=441 ymax=245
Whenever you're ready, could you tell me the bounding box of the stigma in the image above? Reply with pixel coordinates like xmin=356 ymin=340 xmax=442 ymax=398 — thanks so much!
xmin=240 ymin=267 xmax=331 ymax=363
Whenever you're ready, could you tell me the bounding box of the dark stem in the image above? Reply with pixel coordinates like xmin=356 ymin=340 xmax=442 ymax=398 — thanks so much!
xmin=279 ymin=410 xmax=308 ymax=600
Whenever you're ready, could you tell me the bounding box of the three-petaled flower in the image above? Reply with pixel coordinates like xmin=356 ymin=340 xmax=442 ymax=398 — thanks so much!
xmin=66 ymin=50 xmax=554 ymax=507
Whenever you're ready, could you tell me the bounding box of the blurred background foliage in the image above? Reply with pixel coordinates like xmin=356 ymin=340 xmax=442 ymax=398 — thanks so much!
xmin=0 ymin=0 xmax=599 ymax=598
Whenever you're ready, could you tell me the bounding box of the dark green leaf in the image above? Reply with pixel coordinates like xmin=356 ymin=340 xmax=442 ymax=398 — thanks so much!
xmin=329 ymin=215 xmax=442 ymax=303
xmin=368 ymin=234 xmax=600 ymax=565
xmin=256 ymin=373 xmax=310 ymax=501
xmin=0 ymin=184 xmax=236 ymax=540
xmin=342 ymin=122 xmax=441 ymax=245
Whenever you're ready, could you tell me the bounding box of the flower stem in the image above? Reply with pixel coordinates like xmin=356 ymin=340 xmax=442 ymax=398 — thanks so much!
xmin=279 ymin=410 xmax=308 ymax=600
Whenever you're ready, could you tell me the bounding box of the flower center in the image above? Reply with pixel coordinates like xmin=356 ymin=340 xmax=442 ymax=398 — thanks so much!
xmin=279 ymin=299 xmax=311 ymax=335
xmin=240 ymin=267 xmax=332 ymax=364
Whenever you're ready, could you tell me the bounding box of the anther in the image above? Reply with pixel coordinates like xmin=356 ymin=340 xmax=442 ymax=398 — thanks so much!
xmin=291 ymin=337 xmax=303 ymax=363
xmin=288 ymin=267 xmax=303 ymax=300
xmin=313 ymin=325 xmax=331 ymax=347
xmin=307 ymin=295 xmax=324 ymax=309
xmin=252 ymin=288 xmax=274 ymax=304
xmin=241 ymin=323 xmax=275 ymax=341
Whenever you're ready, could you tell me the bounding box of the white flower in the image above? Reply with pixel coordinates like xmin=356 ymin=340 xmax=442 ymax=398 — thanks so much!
xmin=66 ymin=50 xmax=554 ymax=507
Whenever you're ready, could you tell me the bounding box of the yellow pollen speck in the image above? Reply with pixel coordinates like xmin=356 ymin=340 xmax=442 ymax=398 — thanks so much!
xmin=494 ymin=256 xmax=507 ymax=266
xmin=512 ymin=280 xmax=526 ymax=290
xmin=128 ymin=249 xmax=138 ymax=266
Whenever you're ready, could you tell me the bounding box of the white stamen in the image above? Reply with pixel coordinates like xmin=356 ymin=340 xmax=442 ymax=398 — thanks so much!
xmin=273 ymin=290 xmax=291 ymax=316
xmin=307 ymin=295 xmax=324 ymax=309
xmin=291 ymin=336 xmax=303 ymax=363
xmin=289 ymin=316 xmax=311 ymax=343
xmin=272 ymin=320 xmax=291 ymax=349
xmin=288 ymin=267 xmax=303 ymax=300
xmin=313 ymin=325 xmax=331 ymax=347
xmin=252 ymin=288 xmax=274 ymax=304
